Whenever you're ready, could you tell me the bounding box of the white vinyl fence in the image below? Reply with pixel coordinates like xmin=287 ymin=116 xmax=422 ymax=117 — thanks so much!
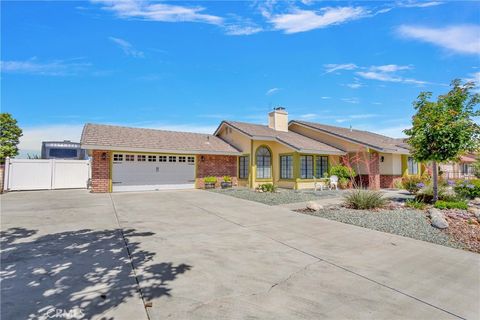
xmin=3 ymin=158 xmax=91 ymax=191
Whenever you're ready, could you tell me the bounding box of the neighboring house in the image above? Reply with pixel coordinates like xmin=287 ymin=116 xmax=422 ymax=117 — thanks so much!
xmin=80 ymin=108 xmax=422 ymax=193
xmin=440 ymin=154 xmax=477 ymax=180
xmin=41 ymin=141 xmax=87 ymax=160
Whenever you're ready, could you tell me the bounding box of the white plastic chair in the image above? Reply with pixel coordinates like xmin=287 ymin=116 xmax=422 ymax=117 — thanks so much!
xmin=329 ymin=175 xmax=338 ymax=190
xmin=313 ymin=176 xmax=327 ymax=192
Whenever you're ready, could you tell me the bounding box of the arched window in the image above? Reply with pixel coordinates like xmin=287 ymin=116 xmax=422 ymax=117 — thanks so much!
xmin=256 ymin=146 xmax=271 ymax=179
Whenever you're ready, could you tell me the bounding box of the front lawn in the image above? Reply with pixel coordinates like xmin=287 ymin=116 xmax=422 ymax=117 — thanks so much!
xmin=210 ymin=188 xmax=345 ymax=205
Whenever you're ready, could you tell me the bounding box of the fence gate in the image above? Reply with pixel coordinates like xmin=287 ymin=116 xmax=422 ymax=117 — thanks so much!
xmin=3 ymin=158 xmax=91 ymax=191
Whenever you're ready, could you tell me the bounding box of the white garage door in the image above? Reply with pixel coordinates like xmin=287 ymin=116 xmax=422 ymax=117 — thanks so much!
xmin=112 ymin=154 xmax=195 ymax=192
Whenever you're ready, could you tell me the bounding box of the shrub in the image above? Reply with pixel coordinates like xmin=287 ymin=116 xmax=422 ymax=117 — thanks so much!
xmin=393 ymin=179 xmax=404 ymax=189
xmin=415 ymin=184 xmax=459 ymax=203
xmin=338 ymin=178 xmax=349 ymax=189
xmin=434 ymin=200 xmax=468 ymax=210
xmin=402 ymin=175 xmax=425 ymax=194
xmin=329 ymin=165 xmax=356 ymax=180
xmin=222 ymin=175 xmax=232 ymax=182
xmin=405 ymin=199 xmax=426 ymax=210
xmin=454 ymin=179 xmax=480 ymax=199
xmin=204 ymin=176 xmax=217 ymax=184
xmin=343 ymin=189 xmax=387 ymax=210
xmin=259 ymin=183 xmax=276 ymax=193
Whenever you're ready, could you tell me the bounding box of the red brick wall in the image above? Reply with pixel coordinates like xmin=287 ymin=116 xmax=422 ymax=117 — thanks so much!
xmin=196 ymin=154 xmax=238 ymax=188
xmin=368 ymin=152 xmax=380 ymax=190
xmin=91 ymin=150 xmax=110 ymax=193
xmin=380 ymin=175 xmax=402 ymax=189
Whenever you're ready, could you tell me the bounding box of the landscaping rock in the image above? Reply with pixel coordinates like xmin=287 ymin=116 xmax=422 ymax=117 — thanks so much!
xmin=428 ymin=208 xmax=449 ymax=229
xmin=306 ymin=201 xmax=323 ymax=211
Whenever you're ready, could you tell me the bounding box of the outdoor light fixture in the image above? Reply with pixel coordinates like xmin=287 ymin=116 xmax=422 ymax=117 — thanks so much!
xmin=381 ymin=156 xmax=385 ymax=162
xmin=200 ymin=155 xmax=205 ymax=162
xmin=101 ymin=152 xmax=107 ymax=161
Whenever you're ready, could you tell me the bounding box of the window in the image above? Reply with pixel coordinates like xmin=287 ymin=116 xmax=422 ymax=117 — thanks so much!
xmin=239 ymin=156 xmax=249 ymax=179
xmin=125 ymin=154 xmax=135 ymax=161
xmin=188 ymin=156 xmax=195 ymax=164
xmin=159 ymin=155 xmax=167 ymax=162
xmin=407 ymin=157 xmax=418 ymax=175
xmin=256 ymin=147 xmax=271 ymax=179
xmin=462 ymin=163 xmax=472 ymax=175
xmin=148 ymin=155 xmax=156 ymax=162
xmin=315 ymin=156 xmax=328 ymax=178
xmin=300 ymin=155 xmax=314 ymax=179
xmin=179 ymin=156 xmax=186 ymax=162
xmin=49 ymin=148 xmax=77 ymax=158
xmin=113 ymin=154 xmax=123 ymax=161
xmin=137 ymin=155 xmax=146 ymax=162
xmin=169 ymin=156 xmax=176 ymax=162
xmin=280 ymin=155 xmax=293 ymax=179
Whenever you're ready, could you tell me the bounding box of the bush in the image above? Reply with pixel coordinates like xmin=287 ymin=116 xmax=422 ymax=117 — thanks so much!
xmin=415 ymin=184 xmax=459 ymax=203
xmin=204 ymin=176 xmax=217 ymax=184
xmin=434 ymin=200 xmax=468 ymax=210
xmin=222 ymin=175 xmax=231 ymax=182
xmin=402 ymin=175 xmax=425 ymax=194
xmin=405 ymin=199 xmax=426 ymax=210
xmin=393 ymin=179 xmax=404 ymax=189
xmin=343 ymin=189 xmax=387 ymax=210
xmin=329 ymin=165 xmax=356 ymax=180
xmin=259 ymin=183 xmax=276 ymax=193
xmin=454 ymin=179 xmax=480 ymax=199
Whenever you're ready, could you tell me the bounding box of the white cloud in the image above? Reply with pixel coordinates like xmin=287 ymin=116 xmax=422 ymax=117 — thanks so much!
xmin=324 ymin=63 xmax=358 ymax=74
xmin=109 ymin=37 xmax=144 ymax=58
xmin=270 ymin=6 xmax=368 ymax=34
xmin=335 ymin=114 xmax=378 ymax=123
xmin=299 ymin=113 xmax=318 ymax=120
xmin=266 ymin=87 xmax=281 ymax=95
xmin=356 ymin=71 xmax=426 ymax=85
xmin=321 ymin=96 xmax=331 ymax=99
xmin=401 ymin=1 xmax=443 ymax=8
xmin=341 ymin=97 xmax=360 ymax=104
xmin=369 ymin=125 xmax=410 ymax=138
xmin=397 ymin=25 xmax=480 ymax=55
xmin=346 ymin=83 xmax=363 ymax=89
xmin=93 ymin=0 xmax=223 ymax=25
xmin=370 ymin=64 xmax=412 ymax=72
xmin=1 ymin=58 xmax=91 ymax=76
xmin=224 ymin=25 xmax=263 ymax=35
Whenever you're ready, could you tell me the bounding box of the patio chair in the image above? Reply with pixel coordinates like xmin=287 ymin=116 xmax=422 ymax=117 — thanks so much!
xmin=313 ymin=176 xmax=327 ymax=192
xmin=329 ymin=175 xmax=339 ymax=190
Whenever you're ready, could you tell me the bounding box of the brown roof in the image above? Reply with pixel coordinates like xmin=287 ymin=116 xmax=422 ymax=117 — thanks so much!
xmin=81 ymin=123 xmax=241 ymax=155
xmin=291 ymin=120 xmax=410 ymax=154
xmin=219 ymin=121 xmax=345 ymax=154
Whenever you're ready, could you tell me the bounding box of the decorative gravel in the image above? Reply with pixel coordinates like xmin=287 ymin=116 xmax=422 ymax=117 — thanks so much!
xmin=297 ymin=207 xmax=466 ymax=250
xmin=210 ymin=188 xmax=345 ymax=205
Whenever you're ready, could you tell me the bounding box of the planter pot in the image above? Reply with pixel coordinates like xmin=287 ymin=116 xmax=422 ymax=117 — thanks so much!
xmin=204 ymin=182 xmax=216 ymax=189
xmin=221 ymin=181 xmax=232 ymax=189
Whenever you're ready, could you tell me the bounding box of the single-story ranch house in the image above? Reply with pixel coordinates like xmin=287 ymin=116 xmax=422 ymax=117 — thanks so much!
xmin=81 ymin=108 xmax=423 ymax=192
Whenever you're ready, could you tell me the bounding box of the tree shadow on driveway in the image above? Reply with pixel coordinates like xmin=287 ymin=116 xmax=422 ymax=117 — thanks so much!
xmin=1 ymin=227 xmax=191 ymax=320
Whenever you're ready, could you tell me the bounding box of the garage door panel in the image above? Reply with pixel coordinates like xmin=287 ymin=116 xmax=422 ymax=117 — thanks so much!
xmin=112 ymin=155 xmax=195 ymax=192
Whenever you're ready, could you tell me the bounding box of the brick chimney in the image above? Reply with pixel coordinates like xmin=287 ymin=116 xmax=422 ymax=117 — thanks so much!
xmin=268 ymin=107 xmax=288 ymax=132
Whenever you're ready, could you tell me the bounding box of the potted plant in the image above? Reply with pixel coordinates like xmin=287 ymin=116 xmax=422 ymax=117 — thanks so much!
xmin=204 ymin=176 xmax=217 ymax=189
xmin=221 ymin=176 xmax=232 ymax=189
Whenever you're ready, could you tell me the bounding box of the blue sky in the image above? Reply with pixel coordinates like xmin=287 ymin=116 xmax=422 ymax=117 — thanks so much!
xmin=2 ymin=0 xmax=479 ymax=156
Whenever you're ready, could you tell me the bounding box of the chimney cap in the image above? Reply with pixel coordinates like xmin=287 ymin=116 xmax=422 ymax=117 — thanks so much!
xmin=274 ymin=106 xmax=286 ymax=111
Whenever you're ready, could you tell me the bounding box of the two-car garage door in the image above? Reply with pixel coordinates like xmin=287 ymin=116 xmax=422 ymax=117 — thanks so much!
xmin=112 ymin=153 xmax=195 ymax=192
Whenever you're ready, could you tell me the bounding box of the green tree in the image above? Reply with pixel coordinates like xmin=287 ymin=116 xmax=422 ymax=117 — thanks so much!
xmin=404 ymin=79 xmax=480 ymax=202
xmin=0 ymin=113 xmax=23 ymax=163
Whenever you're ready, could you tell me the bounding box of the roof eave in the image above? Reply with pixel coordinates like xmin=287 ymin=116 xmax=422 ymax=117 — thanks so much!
xmin=80 ymin=144 xmax=242 ymax=156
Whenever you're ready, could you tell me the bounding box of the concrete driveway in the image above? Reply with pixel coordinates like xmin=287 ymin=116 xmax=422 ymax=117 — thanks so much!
xmin=1 ymin=190 xmax=479 ymax=319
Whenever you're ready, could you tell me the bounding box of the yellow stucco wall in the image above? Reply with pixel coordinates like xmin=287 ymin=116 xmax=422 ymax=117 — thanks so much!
xmin=379 ymin=153 xmax=403 ymax=175
xmin=218 ymin=126 xmax=251 ymax=152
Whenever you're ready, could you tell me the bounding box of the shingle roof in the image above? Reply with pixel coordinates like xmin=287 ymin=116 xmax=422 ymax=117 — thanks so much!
xmin=220 ymin=121 xmax=345 ymax=154
xmin=81 ymin=123 xmax=241 ymax=155
xmin=290 ymin=120 xmax=410 ymax=154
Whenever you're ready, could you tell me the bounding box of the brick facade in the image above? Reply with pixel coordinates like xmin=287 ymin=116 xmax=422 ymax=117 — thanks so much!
xmin=196 ymin=154 xmax=238 ymax=188
xmin=380 ymin=175 xmax=402 ymax=189
xmin=368 ymin=152 xmax=380 ymax=190
xmin=91 ymin=150 xmax=111 ymax=193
